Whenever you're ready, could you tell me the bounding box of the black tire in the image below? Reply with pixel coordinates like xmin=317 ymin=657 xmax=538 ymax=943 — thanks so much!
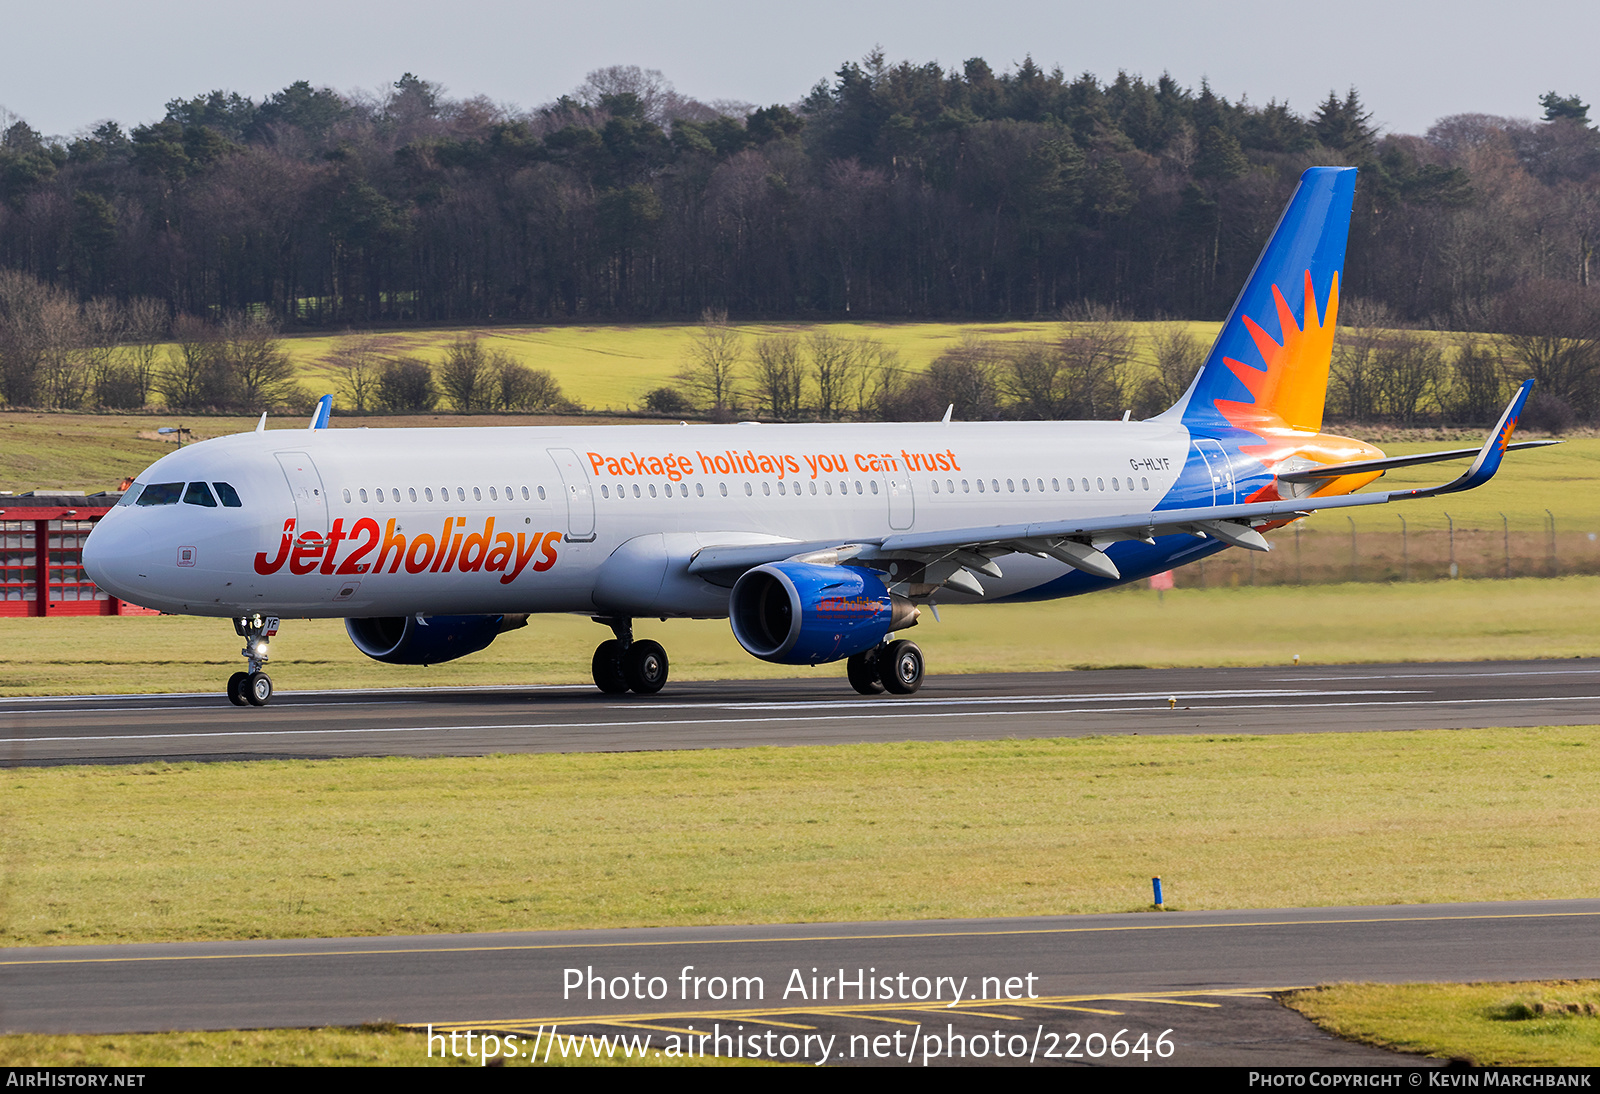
xmin=847 ymin=650 xmax=885 ymax=695
xmin=623 ymin=640 xmax=669 ymax=694
xmin=245 ymin=671 xmax=273 ymax=707
xmin=880 ymin=640 xmax=924 ymax=695
xmin=227 ymin=671 xmax=249 ymax=706
xmin=592 ymin=640 xmax=629 ymax=694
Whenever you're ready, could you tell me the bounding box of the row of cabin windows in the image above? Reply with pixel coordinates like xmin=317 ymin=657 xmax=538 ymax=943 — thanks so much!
xmin=930 ymin=475 xmax=1153 ymax=494
xmin=601 ymin=478 xmax=882 ymax=499
xmin=118 ymin=482 xmax=243 ymax=508
xmin=343 ymin=485 xmax=549 ymax=505
xmin=597 ymin=475 xmax=1157 ymax=499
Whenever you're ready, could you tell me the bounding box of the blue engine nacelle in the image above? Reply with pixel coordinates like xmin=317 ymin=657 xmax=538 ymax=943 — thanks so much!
xmin=729 ymin=562 xmax=918 ymax=665
xmin=345 ymin=613 xmax=526 ymax=665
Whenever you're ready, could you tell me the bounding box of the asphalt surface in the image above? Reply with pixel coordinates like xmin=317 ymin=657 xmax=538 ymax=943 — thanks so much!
xmin=2 ymin=658 xmax=1597 ymax=766
xmin=5 ymin=901 xmax=1598 ymax=1065
xmin=5 ymin=661 xmax=1597 ymax=1064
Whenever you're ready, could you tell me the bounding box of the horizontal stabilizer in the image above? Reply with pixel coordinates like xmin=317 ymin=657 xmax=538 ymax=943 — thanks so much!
xmin=1278 ymin=439 xmax=1558 ymax=483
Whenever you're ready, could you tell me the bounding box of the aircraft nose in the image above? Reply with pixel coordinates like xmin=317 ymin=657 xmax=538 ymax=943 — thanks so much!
xmin=82 ymin=517 xmax=156 ymax=602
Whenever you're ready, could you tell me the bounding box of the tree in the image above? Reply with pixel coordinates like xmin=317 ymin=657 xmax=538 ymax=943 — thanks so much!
xmin=1444 ymin=337 xmax=1506 ymax=424
xmin=751 ymin=334 xmax=804 ymax=419
xmin=1132 ymin=324 xmax=1206 ymax=417
xmin=1314 ymin=89 xmax=1376 ymax=158
xmin=495 ymin=362 xmax=566 ymax=411
xmin=218 ymin=313 xmax=298 ymax=409
xmin=438 ymin=336 xmax=498 ymax=411
xmin=376 ymin=357 xmax=438 ymax=411
xmin=806 ymin=330 xmax=861 ymax=420
xmin=1492 ymin=280 xmax=1600 ymax=416
xmin=1540 ymin=92 xmax=1591 ymax=126
xmin=678 ymin=309 xmax=745 ymax=419
xmin=326 ymin=334 xmax=385 ymax=412
xmin=1328 ymin=299 xmax=1391 ymax=420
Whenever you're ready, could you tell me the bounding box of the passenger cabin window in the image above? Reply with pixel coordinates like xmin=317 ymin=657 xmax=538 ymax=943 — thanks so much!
xmin=182 ymin=482 xmax=217 ymax=507
xmin=136 ymin=482 xmax=184 ymax=506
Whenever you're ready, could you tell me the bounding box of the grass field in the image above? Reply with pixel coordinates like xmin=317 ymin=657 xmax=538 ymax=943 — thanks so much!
xmin=1286 ymin=982 xmax=1600 ymax=1066
xmin=2 ymin=726 xmax=1597 ymax=949
xmin=0 ymin=1025 xmax=721 ymax=1067
xmin=282 ymin=318 xmax=1227 ymax=415
xmin=1 ymin=576 xmax=1596 ymax=696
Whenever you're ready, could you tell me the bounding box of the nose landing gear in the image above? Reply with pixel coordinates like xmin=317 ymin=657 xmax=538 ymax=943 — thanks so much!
xmin=229 ymin=614 xmax=279 ymax=707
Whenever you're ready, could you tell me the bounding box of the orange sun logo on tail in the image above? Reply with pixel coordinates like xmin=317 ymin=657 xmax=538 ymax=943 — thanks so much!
xmin=1213 ymin=270 xmax=1340 ymax=443
xmin=1497 ymin=416 xmax=1517 ymax=453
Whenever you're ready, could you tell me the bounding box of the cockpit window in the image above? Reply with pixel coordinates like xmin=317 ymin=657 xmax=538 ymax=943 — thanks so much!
xmin=117 ymin=484 xmax=144 ymax=506
xmin=135 ymin=482 xmax=184 ymax=506
xmin=213 ymin=482 xmax=242 ymax=508
xmin=183 ymin=482 xmax=217 ymax=507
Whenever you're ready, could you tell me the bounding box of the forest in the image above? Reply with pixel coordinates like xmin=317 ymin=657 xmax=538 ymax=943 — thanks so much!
xmin=0 ymin=58 xmax=1596 ymax=425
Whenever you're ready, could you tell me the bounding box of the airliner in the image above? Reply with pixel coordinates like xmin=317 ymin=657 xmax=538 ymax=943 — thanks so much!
xmin=82 ymin=167 xmax=1551 ymax=706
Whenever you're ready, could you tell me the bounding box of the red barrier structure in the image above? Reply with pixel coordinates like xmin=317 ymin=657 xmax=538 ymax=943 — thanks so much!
xmin=0 ymin=493 xmax=157 ymax=616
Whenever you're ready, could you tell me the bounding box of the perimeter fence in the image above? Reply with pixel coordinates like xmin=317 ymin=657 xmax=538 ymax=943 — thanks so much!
xmin=1174 ymin=511 xmax=1600 ymax=588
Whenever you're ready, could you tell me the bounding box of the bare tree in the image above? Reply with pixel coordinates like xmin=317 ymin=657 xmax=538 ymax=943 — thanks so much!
xmin=1005 ymin=317 xmax=1134 ymax=419
xmin=678 ymin=309 xmax=745 ymax=419
xmin=751 ymin=334 xmax=804 ymax=420
xmin=806 ymin=329 xmax=860 ymax=420
xmin=438 ymin=336 xmax=498 ymax=411
xmin=889 ymin=338 xmax=1002 ymax=421
xmin=1492 ymin=280 xmax=1600 ymax=416
xmin=1372 ymin=331 xmax=1446 ymax=424
xmin=34 ymin=290 xmax=88 ymax=409
xmin=219 ymin=313 xmax=299 ymax=409
xmin=376 ymin=357 xmax=438 ymax=411
xmin=1137 ymin=323 xmax=1207 ymax=415
xmin=854 ymin=340 xmax=907 ymax=420
xmin=122 ymin=298 xmax=168 ymax=408
xmin=1444 ymin=336 xmax=1506 ymax=424
xmin=325 ymin=333 xmax=385 ymax=412
xmin=160 ymin=315 xmax=225 ymax=410
xmin=1329 ymin=298 xmax=1393 ymax=421
xmin=495 ymin=361 xmax=567 ymax=411
xmin=1053 ymin=318 xmax=1134 ymax=419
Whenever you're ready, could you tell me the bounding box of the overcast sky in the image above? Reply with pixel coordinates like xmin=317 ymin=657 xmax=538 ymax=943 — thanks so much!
xmin=5 ymin=0 xmax=1596 ymax=139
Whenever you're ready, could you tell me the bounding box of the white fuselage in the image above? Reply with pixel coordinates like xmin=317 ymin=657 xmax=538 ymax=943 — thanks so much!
xmin=84 ymin=418 xmax=1204 ymax=619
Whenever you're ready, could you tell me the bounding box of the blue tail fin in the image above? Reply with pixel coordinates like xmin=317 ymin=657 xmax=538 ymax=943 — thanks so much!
xmin=1159 ymin=166 xmax=1358 ymax=437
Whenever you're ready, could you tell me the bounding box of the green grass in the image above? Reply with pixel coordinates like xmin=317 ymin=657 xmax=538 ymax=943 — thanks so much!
xmin=0 ymin=1024 xmax=739 ymax=1067
xmin=281 ymin=319 xmax=1223 ymax=414
xmin=1286 ymin=981 xmax=1600 ymax=1066
xmin=2 ymin=575 xmax=1594 ymax=696
xmin=0 ymin=575 xmax=1593 ymax=697
xmin=3 ymin=727 xmax=1597 ymax=948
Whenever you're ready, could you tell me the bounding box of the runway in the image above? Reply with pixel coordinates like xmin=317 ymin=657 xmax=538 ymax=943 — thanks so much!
xmin=5 ymin=664 xmax=1597 ymax=1063
xmin=2 ymin=658 xmax=1597 ymax=766
xmin=5 ymin=900 xmax=1598 ymax=1065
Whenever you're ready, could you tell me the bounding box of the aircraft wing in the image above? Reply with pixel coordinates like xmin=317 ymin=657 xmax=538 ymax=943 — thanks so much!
xmin=688 ymin=380 xmax=1543 ymax=589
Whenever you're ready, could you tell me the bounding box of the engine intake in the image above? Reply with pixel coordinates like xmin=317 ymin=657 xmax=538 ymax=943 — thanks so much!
xmin=346 ymin=613 xmax=526 ymax=665
xmin=729 ymin=562 xmax=917 ymax=665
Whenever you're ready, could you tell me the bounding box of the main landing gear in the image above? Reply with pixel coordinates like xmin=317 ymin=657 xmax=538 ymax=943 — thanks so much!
xmin=590 ymin=617 xmax=669 ymax=695
xmin=227 ymin=614 xmax=279 ymax=707
xmin=847 ymin=638 xmax=925 ymax=696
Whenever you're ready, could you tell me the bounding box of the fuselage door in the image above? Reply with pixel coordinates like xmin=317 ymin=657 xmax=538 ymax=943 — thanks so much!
xmin=886 ymin=470 xmax=915 ymax=530
xmin=548 ymin=448 xmax=596 ymax=542
xmin=275 ymin=451 xmax=328 ymax=534
xmin=1192 ymin=439 xmax=1237 ymax=505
